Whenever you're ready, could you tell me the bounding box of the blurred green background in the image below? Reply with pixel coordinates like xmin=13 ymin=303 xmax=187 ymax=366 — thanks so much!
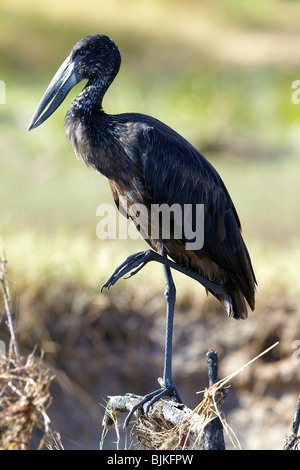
xmin=1 ymin=0 xmax=300 ymax=297
xmin=0 ymin=0 xmax=300 ymax=449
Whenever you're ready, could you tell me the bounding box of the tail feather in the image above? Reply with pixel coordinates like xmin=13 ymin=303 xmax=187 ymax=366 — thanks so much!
xmin=219 ymin=287 xmax=248 ymax=320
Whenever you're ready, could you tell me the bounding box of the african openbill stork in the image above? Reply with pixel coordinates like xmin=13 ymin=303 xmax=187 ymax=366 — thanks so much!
xmin=28 ymin=34 xmax=256 ymax=427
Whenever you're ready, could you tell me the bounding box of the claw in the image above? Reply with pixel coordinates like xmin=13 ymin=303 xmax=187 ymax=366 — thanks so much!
xmin=123 ymin=381 xmax=182 ymax=429
xmin=100 ymin=250 xmax=152 ymax=293
xmin=100 ymin=248 xmax=224 ymax=296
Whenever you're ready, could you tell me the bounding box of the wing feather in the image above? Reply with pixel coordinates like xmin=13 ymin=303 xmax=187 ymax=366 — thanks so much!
xmin=139 ymin=123 xmax=256 ymax=308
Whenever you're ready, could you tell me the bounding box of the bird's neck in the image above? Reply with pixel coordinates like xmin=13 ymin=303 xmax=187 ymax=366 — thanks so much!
xmin=64 ymin=83 xmax=127 ymax=181
xmin=71 ymin=76 xmax=112 ymax=114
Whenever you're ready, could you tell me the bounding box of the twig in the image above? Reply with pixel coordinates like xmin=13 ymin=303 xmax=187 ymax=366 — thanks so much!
xmin=283 ymin=393 xmax=300 ymax=450
xmin=199 ymin=350 xmax=226 ymax=450
xmin=0 ymin=245 xmax=20 ymax=363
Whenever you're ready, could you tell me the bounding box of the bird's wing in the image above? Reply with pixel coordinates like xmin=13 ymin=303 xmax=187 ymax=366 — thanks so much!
xmin=139 ymin=123 xmax=256 ymax=294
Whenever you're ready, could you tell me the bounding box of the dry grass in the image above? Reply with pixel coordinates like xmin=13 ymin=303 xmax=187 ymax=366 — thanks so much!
xmin=283 ymin=432 xmax=300 ymax=451
xmin=131 ymin=385 xmax=228 ymax=451
xmin=0 ymin=349 xmax=60 ymax=450
xmin=0 ymin=248 xmax=60 ymax=450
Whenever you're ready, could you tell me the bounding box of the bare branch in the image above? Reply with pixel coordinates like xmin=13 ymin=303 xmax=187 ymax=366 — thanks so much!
xmin=103 ymin=393 xmax=204 ymax=431
xmin=199 ymin=350 xmax=225 ymax=450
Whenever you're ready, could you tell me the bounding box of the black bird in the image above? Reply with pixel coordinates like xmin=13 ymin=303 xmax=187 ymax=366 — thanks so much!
xmin=28 ymin=34 xmax=256 ymax=427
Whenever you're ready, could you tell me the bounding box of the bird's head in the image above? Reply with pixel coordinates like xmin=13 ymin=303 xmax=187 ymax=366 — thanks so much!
xmin=28 ymin=34 xmax=121 ymax=130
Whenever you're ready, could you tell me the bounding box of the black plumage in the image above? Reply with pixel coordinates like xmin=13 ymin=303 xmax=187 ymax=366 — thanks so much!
xmin=29 ymin=34 xmax=256 ymax=425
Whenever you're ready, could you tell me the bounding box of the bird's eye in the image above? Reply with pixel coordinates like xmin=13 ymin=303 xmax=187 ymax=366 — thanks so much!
xmin=77 ymin=50 xmax=87 ymax=58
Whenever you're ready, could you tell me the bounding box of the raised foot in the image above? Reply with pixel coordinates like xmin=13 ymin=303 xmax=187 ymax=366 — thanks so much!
xmin=101 ymin=250 xmax=154 ymax=292
xmin=100 ymin=249 xmax=224 ymax=295
xmin=123 ymin=378 xmax=182 ymax=429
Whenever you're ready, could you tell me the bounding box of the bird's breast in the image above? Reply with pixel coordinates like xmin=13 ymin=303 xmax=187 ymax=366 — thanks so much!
xmin=64 ymin=113 xmax=135 ymax=183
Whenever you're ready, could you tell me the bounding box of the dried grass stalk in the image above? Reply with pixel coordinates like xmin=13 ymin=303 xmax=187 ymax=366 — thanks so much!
xmin=0 ymin=348 xmax=58 ymax=450
xmin=0 ymin=247 xmax=60 ymax=450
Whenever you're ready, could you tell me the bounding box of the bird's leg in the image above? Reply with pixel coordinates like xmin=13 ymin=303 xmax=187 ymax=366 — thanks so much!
xmin=160 ymin=258 xmax=182 ymax=402
xmin=101 ymin=249 xmax=222 ymax=428
xmin=122 ymin=252 xmax=181 ymax=429
xmin=101 ymin=249 xmax=224 ymax=295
